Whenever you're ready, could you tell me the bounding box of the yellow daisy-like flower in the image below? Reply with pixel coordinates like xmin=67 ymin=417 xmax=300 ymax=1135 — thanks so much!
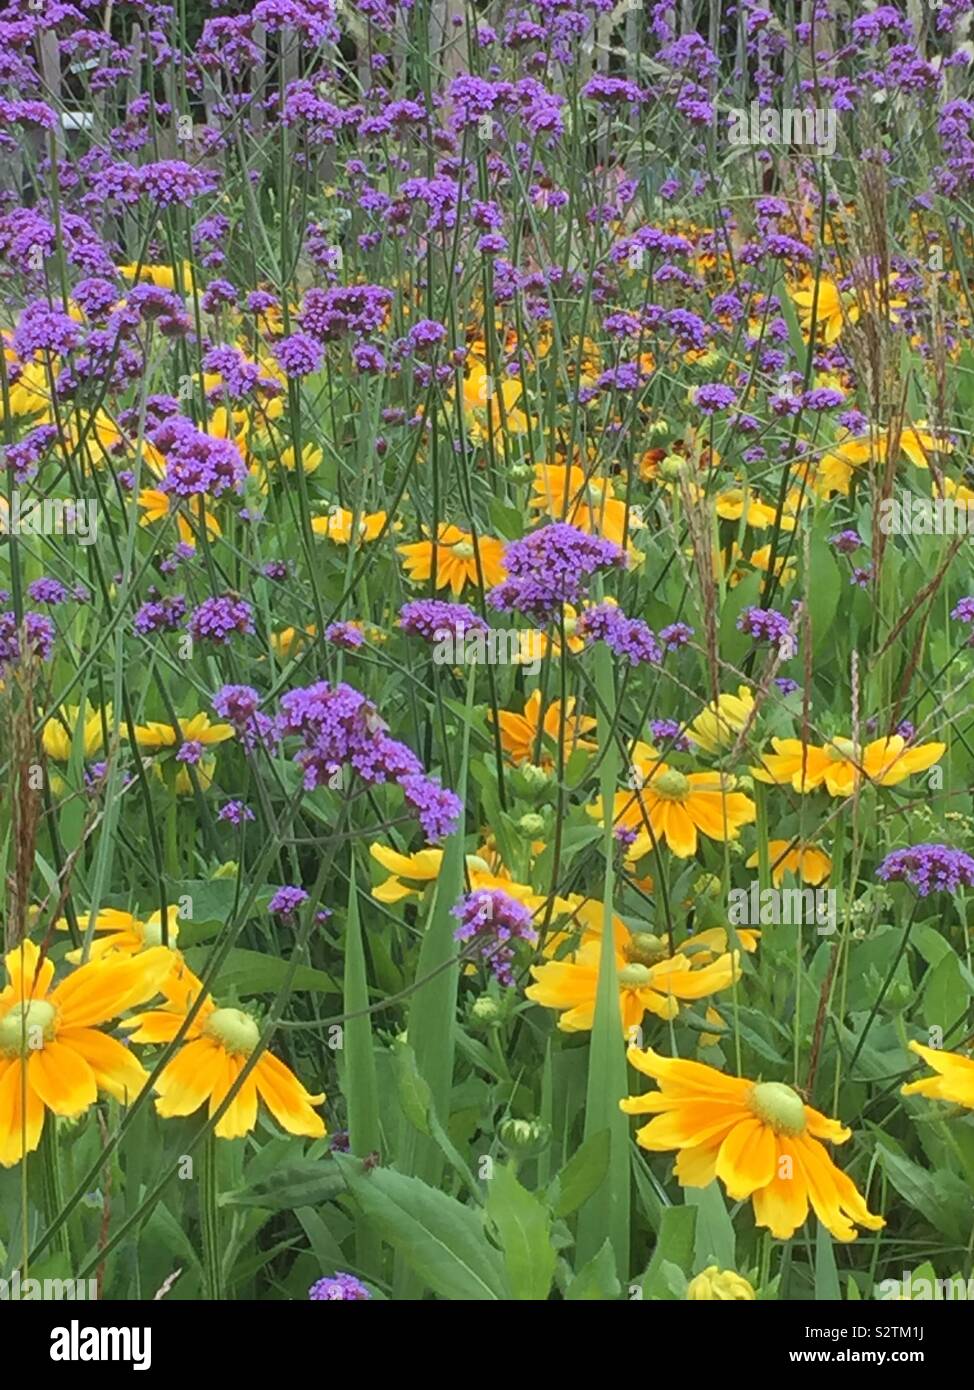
xmin=687 ymin=686 xmax=754 ymax=755
xmin=397 ymin=524 xmax=507 ymax=596
xmin=529 ymin=463 xmax=642 ymax=548
xmin=270 ymin=625 xmax=317 ymax=661
xmin=512 ymin=602 xmax=589 ymax=664
xmin=791 ymin=276 xmax=905 ymax=346
xmin=369 ymin=842 xmax=568 ymax=921
xmin=621 ymin=1048 xmax=885 ymax=1242
xmin=122 ymin=960 xmax=326 ymax=1141
xmin=56 ymin=906 xmax=182 ymax=964
xmin=526 ymin=928 xmax=741 ymax=1037
xmin=491 ymin=690 xmax=596 ymax=769
xmin=460 ymin=363 xmax=530 ymax=440
xmin=0 ymin=939 xmax=173 ymax=1166
xmin=747 ymin=840 xmax=831 ymax=886
xmin=117 ymin=261 xmax=194 ymax=292
xmin=593 ymin=752 xmax=756 ymax=859
xmin=815 ymin=425 xmax=952 ymax=497
xmin=902 ymin=1040 xmax=974 ymax=1109
xmin=715 ymin=488 xmax=796 ymax=532
xmin=137 ymin=488 xmax=221 ymax=544
xmin=123 ymin=712 xmax=234 ymax=752
xmin=751 ymin=734 xmax=944 ymax=798
xmin=312 ymin=507 xmax=392 ymax=543
xmin=41 ymin=703 xmax=112 ymax=762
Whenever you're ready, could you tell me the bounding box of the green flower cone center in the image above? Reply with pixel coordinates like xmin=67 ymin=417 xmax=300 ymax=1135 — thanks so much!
xmin=618 ymin=963 xmax=654 ymax=988
xmin=827 ymin=737 xmax=856 ymax=763
xmin=653 ymin=769 xmax=690 ymax=800
xmin=204 ymin=1007 xmax=260 ymax=1057
xmin=141 ymin=915 xmax=179 ymax=948
xmin=626 ymin=933 xmax=668 ymax=966
xmin=0 ymin=999 xmax=57 ymax=1055
xmin=451 ymin=541 xmax=475 ymax=558
xmin=748 ymin=1081 xmax=807 ymax=1136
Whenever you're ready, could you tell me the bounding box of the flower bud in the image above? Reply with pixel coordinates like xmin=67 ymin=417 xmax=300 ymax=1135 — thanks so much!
xmin=686 ymin=1265 xmax=756 ymax=1301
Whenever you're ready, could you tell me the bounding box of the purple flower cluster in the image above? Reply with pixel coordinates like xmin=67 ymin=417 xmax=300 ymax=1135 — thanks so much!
xmin=577 ymin=602 xmax=662 ymax=666
xmin=275 ymin=680 xmax=461 ymax=841
xmin=0 ymin=606 xmax=56 ymax=670
xmin=213 ymin=684 xmax=277 ymax=753
xmin=325 ymin=621 xmax=365 ymax=650
xmin=309 ymin=1272 xmax=371 ymax=1301
xmin=488 ymin=523 xmax=626 ymax=619
xmin=737 ymin=605 xmax=793 ymax=649
xmin=452 ymin=888 xmax=537 ymax=987
xmin=188 ymin=595 xmax=255 ymax=645
xmin=399 ymin=599 xmax=488 ymax=643
xmin=152 ymin=417 xmax=247 ymax=499
xmin=134 ymin=593 xmax=186 ymax=636
xmin=268 ymin=885 xmax=310 ymax=918
xmin=876 ymin=844 xmax=974 ymax=897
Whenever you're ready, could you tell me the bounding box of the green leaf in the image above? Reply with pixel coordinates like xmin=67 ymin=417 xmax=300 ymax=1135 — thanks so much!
xmin=575 ymin=639 xmax=631 ymax=1281
xmin=220 ymin=1159 xmax=346 ymax=1211
xmin=486 ymin=1163 xmax=556 ymax=1300
xmin=923 ymin=951 xmax=970 ymax=1033
xmin=814 ymin=1222 xmax=841 ymax=1300
xmin=807 ymin=522 xmax=842 ymax=655
xmin=876 ymin=1143 xmax=969 ymax=1243
xmin=641 ymin=1205 xmax=697 ymax=1300
xmin=343 ymin=867 xmax=381 ymax=1156
xmin=183 ymin=946 xmax=338 ymax=996
xmin=337 ymin=1158 xmax=508 ymax=1300
xmin=550 ymin=1128 xmax=611 ymax=1219
xmin=565 ymin=1240 xmax=623 ymax=1300
xmin=397 ymin=1042 xmax=434 ymax=1137
xmin=687 ymin=1183 xmax=736 ymax=1269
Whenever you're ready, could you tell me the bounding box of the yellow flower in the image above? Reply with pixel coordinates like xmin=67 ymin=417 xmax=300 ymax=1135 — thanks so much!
xmin=122 ymin=960 xmax=326 ymax=1140
xmin=398 ymin=524 xmax=507 ymax=596
xmin=41 ymin=703 xmax=112 ymax=762
xmin=687 ymin=687 xmax=754 ymax=755
xmin=815 ymin=425 xmax=951 ymax=497
xmin=123 ymin=712 xmax=234 ymax=751
xmin=57 ymin=906 xmax=182 ymax=964
xmin=312 ymin=507 xmax=392 ymax=543
xmin=280 ymin=444 xmax=322 ymax=473
xmin=0 ymin=938 xmax=172 ymax=1165
xmin=751 ymin=734 xmax=945 ymax=797
xmin=460 ymin=364 xmax=529 ymax=440
xmin=622 ymin=1048 xmax=885 ymax=1242
xmin=513 ymin=603 xmax=588 ymax=664
xmin=715 ymin=488 xmax=796 ymax=532
xmin=791 ymin=276 xmax=905 ymax=345
xmin=270 ymin=625 xmax=317 ymax=660
xmin=526 ymin=928 xmax=741 ymax=1037
xmin=117 ymin=261 xmax=193 ymax=292
xmin=902 ymin=1040 xmax=974 ymax=1109
xmin=491 ymin=690 xmax=596 ymax=769
xmin=746 ymin=841 xmax=831 ymax=886
xmin=369 ymin=842 xmax=563 ymax=920
xmin=529 ymin=464 xmax=641 ymax=547
xmin=592 ymin=752 xmax=756 ymax=859
xmin=138 ymin=488 xmax=221 ymax=544
xmin=686 ymin=1266 xmax=756 ymax=1300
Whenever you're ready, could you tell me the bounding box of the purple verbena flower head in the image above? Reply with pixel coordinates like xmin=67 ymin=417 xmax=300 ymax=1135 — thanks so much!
xmin=189 ymin=594 xmax=255 ymax=645
xmin=452 ymin=888 xmax=537 ymax=987
xmin=269 ymin=885 xmax=310 ymax=918
xmin=309 ymin=1272 xmax=371 ymax=1301
xmin=876 ymin=844 xmax=974 ymax=897
xmin=488 ymin=523 xmax=625 ymax=619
